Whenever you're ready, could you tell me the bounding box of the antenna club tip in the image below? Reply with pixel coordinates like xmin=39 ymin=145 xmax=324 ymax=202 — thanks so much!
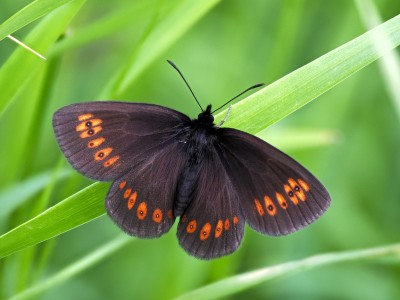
xmin=167 ymin=59 xmax=176 ymax=67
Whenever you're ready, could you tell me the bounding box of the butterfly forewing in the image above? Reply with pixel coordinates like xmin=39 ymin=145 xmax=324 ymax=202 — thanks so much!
xmin=177 ymin=149 xmax=245 ymax=259
xmin=53 ymin=102 xmax=190 ymax=181
xmin=219 ymin=128 xmax=331 ymax=236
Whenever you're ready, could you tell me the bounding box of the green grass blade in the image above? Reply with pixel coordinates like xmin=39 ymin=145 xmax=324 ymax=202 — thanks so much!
xmin=0 ymin=0 xmax=75 ymax=41
xmin=49 ymin=0 xmax=157 ymax=57
xmin=9 ymin=235 xmax=132 ymax=300
xmin=0 ymin=183 xmax=108 ymax=259
xmin=355 ymin=0 xmax=400 ymax=120
xmin=217 ymin=13 xmax=400 ymax=134
xmin=175 ymin=243 xmax=400 ymax=300
xmin=102 ymin=0 xmax=222 ymax=98
xmin=0 ymin=0 xmax=86 ymax=116
xmin=0 ymin=13 xmax=399 ymax=260
xmin=0 ymin=169 xmax=71 ymax=219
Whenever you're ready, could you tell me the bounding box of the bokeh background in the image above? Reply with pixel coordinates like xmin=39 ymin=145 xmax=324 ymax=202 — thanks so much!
xmin=1 ymin=0 xmax=399 ymax=299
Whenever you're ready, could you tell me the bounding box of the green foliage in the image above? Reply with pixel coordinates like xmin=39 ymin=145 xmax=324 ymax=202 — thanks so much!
xmin=0 ymin=1 xmax=399 ymax=299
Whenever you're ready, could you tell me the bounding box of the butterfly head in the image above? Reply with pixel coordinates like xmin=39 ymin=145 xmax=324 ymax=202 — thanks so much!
xmin=197 ymin=104 xmax=214 ymax=125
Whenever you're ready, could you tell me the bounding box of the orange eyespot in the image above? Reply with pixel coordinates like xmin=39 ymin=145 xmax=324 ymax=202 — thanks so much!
xmin=137 ymin=202 xmax=147 ymax=220
xmin=127 ymin=192 xmax=137 ymax=210
xmin=76 ymin=119 xmax=102 ymax=132
xmin=153 ymin=209 xmax=163 ymax=223
xmin=187 ymin=220 xmax=197 ymax=233
xmin=284 ymin=184 xmax=298 ymax=205
xmin=265 ymin=195 xmax=277 ymax=216
xmin=88 ymin=137 xmax=105 ymax=148
xmin=94 ymin=147 xmax=113 ymax=161
xmin=215 ymin=220 xmax=223 ymax=238
xmin=119 ymin=181 xmax=127 ymax=189
xmin=254 ymin=199 xmax=265 ymax=216
xmin=123 ymin=188 xmax=132 ymax=199
xmin=80 ymin=126 xmax=102 ymax=138
xmin=224 ymin=219 xmax=230 ymax=231
xmin=200 ymin=223 xmax=211 ymax=241
xmin=298 ymin=179 xmax=310 ymax=192
xmin=78 ymin=113 xmax=93 ymax=121
xmin=233 ymin=216 xmax=239 ymax=224
xmin=276 ymin=191 xmax=289 ymax=208
xmin=104 ymin=156 xmax=120 ymax=167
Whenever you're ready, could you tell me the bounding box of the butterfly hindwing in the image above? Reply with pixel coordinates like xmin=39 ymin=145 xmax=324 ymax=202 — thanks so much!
xmin=218 ymin=128 xmax=331 ymax=236
xmin=177 ymin=147 xmax=245 ymax=259
xmin=52 ymin=102 xmax=190 ymax=181
xmin=106 ymin=141 xmax=188 ymax=237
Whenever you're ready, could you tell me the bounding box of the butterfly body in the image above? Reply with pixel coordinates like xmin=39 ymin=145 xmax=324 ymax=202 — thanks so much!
xmin=175 ymin=104 xmax=217 ymax=216
xmin=53 ymin=101 xmax=330 ymax=259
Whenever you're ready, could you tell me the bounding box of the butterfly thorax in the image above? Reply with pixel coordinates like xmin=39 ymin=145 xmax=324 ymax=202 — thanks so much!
xmin=174 ymin=105 xmax=218 ymax=216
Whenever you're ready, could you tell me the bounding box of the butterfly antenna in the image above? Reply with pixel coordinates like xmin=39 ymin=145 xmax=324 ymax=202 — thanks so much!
xmin=167 ymin=60 xmax=203 ymax=111
xmin=211 ymin=83 xmax=265 ymax=114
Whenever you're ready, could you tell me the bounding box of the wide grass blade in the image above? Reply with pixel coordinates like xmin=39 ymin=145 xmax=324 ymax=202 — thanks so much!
xmin=0 ymin=183 xmax=108 ymax=259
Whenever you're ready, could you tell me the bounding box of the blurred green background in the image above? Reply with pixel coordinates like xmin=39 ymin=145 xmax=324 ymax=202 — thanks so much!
xmin=0 ymin=0 xmax=399 ymax=299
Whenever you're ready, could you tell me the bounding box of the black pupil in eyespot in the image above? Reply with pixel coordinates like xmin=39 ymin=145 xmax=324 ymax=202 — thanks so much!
xmin=289 ymin=191 xmax=294 ymax=197
xmin=99 ymin=153 xmax=104 ymax=157
xmin=295 ymin=186 xmax=300 ymax=191
xmin=88 ymin=129 xmax=94 ymax=135
xmin=268 ymin=205 xmax=273 ymax=210
xmin=86 ymin=121 xmax=92 ymax=127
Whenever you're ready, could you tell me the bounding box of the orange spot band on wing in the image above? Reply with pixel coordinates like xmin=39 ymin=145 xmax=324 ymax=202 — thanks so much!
xmin=123 ymin=188 xmax=132 ymax=199
xmin=119 ymin=181 xmax=126 ymax=189
xmin=104 ymin=156 xmax=120 ymax=167
xmin=78 ymin=113 xmax=93 ymax=121
xmin=137 ymin=202 xmax=147 ymax=220
xmin=88 ymin=137 xmax=105 ymax=148
xmin=153 ymin=208 xmax=163 ymax=223
xmin=127 ymin=192 xmax=137 ymax=210
xmin=200 ymin=223 xmax=211 ymax=241
xmin=94 ymin=147 xmax=113 ymax=161
xmin=187 ymin=220 xmax=197 ymax=233
xmin=224 ymin=219 xmax=230 ymax=231
xmin=76 ymin=119 xmax=103 ymax=132
xmin=254 ymin=199 xmax=265 ymax=216
xmin=277 ymin=188 xmax=290 ymax=208
xmin=167 ymin=210 xmax=173 ymax=219
xmin=80 ymin=126 xmax=102 ymax=138
xmin=215 ymin=220 xmax=223 ymax=238
xmin=298 ymin=179 xmax=310 ymax=192
xmin=288 ymin=178 xmax=308 ymax=204
xmin=233 ymin=216 xmax=239 ymax=224
xmin=265 ymin=195 xmax=277 ymax=216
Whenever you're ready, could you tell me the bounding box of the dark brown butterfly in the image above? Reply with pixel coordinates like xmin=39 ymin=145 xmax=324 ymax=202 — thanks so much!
xmin=52 ymin=61 xmax=330 ymax=259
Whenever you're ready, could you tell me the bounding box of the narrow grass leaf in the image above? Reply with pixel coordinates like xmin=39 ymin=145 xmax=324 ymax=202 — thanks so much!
xmin=9 ymin=235 xmax=132 ymax=300
xmin=175 ymin=243 xmax=400 ymax=300
xmin=0 ymin=0 xmax=86 ymax=116
xmin=104 ymin=0 xmax=222 ymax=97
xmin=0 ymin=0 xmax=75 ymax=41
xmin=355 ymin=0 xmax=400 ymax=120
xmin=0 ymin=169 xmax=71 ymax=219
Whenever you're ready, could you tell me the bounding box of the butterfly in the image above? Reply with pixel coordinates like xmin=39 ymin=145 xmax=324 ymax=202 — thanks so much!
xmin=52 ymin=61 xmax=331 ymax=260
